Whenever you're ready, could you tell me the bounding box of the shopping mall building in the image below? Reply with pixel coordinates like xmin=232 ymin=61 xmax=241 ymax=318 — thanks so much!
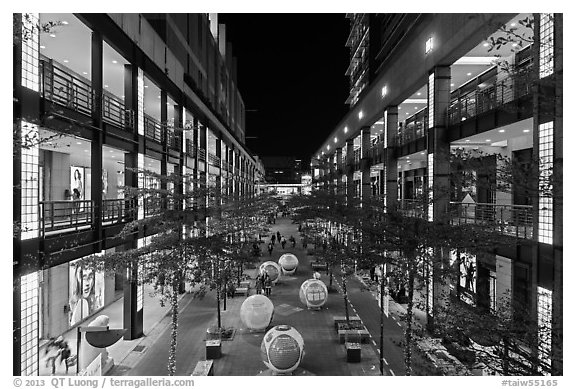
xmin=312 ymin=14 xmax=562 ymax=374
xmin=13 ymin=13 xmax=264 ymax=375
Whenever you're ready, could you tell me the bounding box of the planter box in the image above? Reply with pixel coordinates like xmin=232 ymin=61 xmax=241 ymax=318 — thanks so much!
xmin=345 ymin=342 xmax=361 ymax=363
xmin=205 ymin=340 xmax=222 ymax=359
xmin=333 ymin=316 xmax=362 ymax=330
xmin=338 ymin=329 xmax=370 ymax=344
xmin=234 ymin=287 xmax=248 ymax=296
xmin=192 ymin=360 xmax=214 ymax=376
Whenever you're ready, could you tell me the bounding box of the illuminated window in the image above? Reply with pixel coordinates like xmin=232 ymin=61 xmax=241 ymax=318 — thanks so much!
xmin=21 ymin=13 xmax=40 ymax=92
xmin=137 ymin=68 xmax=144 ymax=135
xmin=537 ymin=286 xmax=552 ymax=374
xmin=425 ymin=37 xmax=434 ymax=54
xmin=427 ymin=153 xmax=434 ymax=221
xmin=539 ymin=14 xmax=554 ymax=79
xmin=20 ymin=272 xmax=39 ymax=376
xmin=21 ymin=121 xmax=39 ymax=240
xmin=538 ymin=122 xmax=553 ymax=244
xmin=428 ymin=73 xmax=435 ymax=129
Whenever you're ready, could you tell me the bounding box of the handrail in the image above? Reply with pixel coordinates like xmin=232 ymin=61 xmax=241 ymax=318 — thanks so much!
xmin=144 ymin=114 xmax=162 ymax=143
xmin=40 ymin=59 xmax=93 ymax=117
xmin=39 ymin=200 xmax=94 ymax=236
xmin=449 ymin=201 xmax=533 ymax=239
xmin=102 ymin=198 xmax=136 ymax=224
xmin=102 ymin=92 xmax=134 ymax=130
xmin=447 ymin=68 xmax=533 ymax=125
xmin=208 ymin=152 xmax=221 ymax=167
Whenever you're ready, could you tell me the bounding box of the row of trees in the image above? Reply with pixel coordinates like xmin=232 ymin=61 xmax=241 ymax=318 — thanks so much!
xmin=288 ymin=148 xmax=557 ymax=375
xmin=81 ymin=169 xmax=278 ymax=375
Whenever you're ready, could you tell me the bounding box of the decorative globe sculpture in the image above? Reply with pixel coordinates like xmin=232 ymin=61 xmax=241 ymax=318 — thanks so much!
xmin=259 ymin=261 xmax=281 ymax=284
xmin=299 ymin=279 xmax=328 ymax=309
xmin=278 ymin=253 xmax=299 ymax=275
xmin=260 ymin=325 xmax=304 ymax=374
xmin=240 ymin=295 xmax=274 ymax=331
xmin=313 ymin=272 xmax=321 ymax=280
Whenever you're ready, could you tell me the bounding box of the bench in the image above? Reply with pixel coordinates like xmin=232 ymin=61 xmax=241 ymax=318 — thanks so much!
xmin=192 ymin=360 xmax=214 ymax=376
xmin=239 ymin=280 xmax=251 ymax=289
xmin=333 ymin=315 xmax=362 ymax=330
xmin=234 ymin=287 xmax=248 ymax=296
xmin=311 ymin=262 xmax=328 ymax=271
xmin=338 ymin=329 xmax=370 ymax=344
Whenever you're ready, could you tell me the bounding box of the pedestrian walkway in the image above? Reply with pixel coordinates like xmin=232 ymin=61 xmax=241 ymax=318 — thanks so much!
xmin=119 ymin=217 xmax=383 ymax=376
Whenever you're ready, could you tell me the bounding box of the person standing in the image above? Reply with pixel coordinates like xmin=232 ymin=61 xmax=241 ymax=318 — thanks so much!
xmin=276 ymin=231 xmax=281 ymax=242
xmin=281 ymin=236 xmax=287 ymax=249
xmin=268 ymin=242 xmax=274 ymax=256
xmin=255 ymin=273 xmax=262 ymax=294
xmin=271 ymin=234 xmax=276 ymax=245
xmin=290 ymin=235 xmax=296 ymax=248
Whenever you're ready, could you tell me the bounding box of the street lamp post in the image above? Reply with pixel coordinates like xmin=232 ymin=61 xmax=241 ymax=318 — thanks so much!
xmin=76 ymin=323 xmax=126 ymax=375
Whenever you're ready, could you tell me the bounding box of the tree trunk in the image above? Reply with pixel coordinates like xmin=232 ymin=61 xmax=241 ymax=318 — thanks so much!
xmin=343 ymin=275 xmax=350 ymax=323
xmin=404 ymin=266 xmax=416 ymax=376
xmin=217 ymin=280 xmax=222 ymax=329
xmin=329 ymin=268 xmax=333 ymax=288
xmin=168 ymin=278 xmax=179 ymax=376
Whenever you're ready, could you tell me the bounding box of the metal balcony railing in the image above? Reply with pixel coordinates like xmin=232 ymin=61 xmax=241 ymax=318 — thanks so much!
xmin=449 ymin=202 xmax=533 ymax=239
xmin=40 ymin=59 xmax=93 ymax=117
xmin=208 ymin=153 xmax=221 ymax=167
xmin=198 ymin=148 xmax=206 ymax=161
xmin=395 ymin=110 xmax=427 ymax=147
xmin=102 ymin=92 xmax=134 ymax=130
xmin=143 ymin=197 xmax=162 ymax=217
xmin=185 ymin=140 xmax=197 ymax=158
xmin=102 ymin=198 xmax=136 ymax=224
xmin=397 ymin=199 xmax=427 ymax=219
xmin=448 ymin=70 xmax=532 ymax=125
xmin=144 ymin=115 xmax=162 ymax=143
xmin=39 ymin=200 xmax=94 ymax=236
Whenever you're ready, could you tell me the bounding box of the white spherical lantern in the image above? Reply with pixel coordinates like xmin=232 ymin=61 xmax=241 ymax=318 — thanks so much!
xmin=259 ymin=261 xmax=281 ymax=284
xmin=240 ymin=295 xmax=274 ymax=331
xmin=260 ymin=325 xmax=304 ymax=374
xmin=299 ymin=279 xmax=328 ymax=309
xmin=278 ymin=253 xmax=299 ymax=275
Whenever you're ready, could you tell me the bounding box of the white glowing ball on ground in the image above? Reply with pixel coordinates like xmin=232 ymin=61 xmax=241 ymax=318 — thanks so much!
xmin=240 ymin=295 xmax=274 ymax=331
xmin=313 ymin=272 xmax=321 ymax=280
xmin=259 ymin=261 xmax=282 ymax=284
xmin=299 ymin=279 xmax=328 ymax=308
xmin=278 ymin=253 xmax=299 ymax=275
xmin=260 ymin=325 xmax=305 ymax=374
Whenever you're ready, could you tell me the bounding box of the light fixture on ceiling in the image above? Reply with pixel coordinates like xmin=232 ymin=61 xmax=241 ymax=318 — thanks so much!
xmin=343 ymin=126 xmax=348 ymax=133
xmin=512 ymin=43 xmax=518 ymax=47
xmin=112 ymin=60 xmax=118 ymax=64
xmin=76 ymin=142 xmax=82 ymax=145
xmin=486 ymin=139 xmax=491 ymax=142
xmin=49 ymin=33 xmax=56 ymax=38
xmin=334 ymin=137 xmax=338 ymax=143
xmin=511 ymin=22 xmax=516 ymax=27
xmin=63 ymin=59 xmax=69 ymax=63
xmin=327 ymin=145 xmax=330 ymax=150
xmin=84 ymin=150 xmax=89 ymax=152
xmin=451 ymin=83 xmax=454 ymax=87
xmin=104 ymin=85 xmax=109 ymax=88
xmin=40 ymin=45 xmax=45 ymax=49
xmin=144 ymin=85 xmax=149 ymax=88
xmin=499 ymin=129 xmax=505 ymax=133
xmin=417 ymin=92 xmax=421 ymax=96
xmin=82 ymin=71 xmax=87 ymax=75
xmin=467 ymin=72 xmax=472 ymax=76
xmin=61 ymin=21 xmax=69 ymax=25
xmin=358 ymin=110 xmax=363 ymax=119
xmin=414 ymin=107 xmax=418 ymax=110
xmin=465 ymin=139 xmax=470 ymax=142
xmin=157 ymin=96 xmax=161 ymax=99
xmin=425 ymin=37 xmax=434 ymax=54
xmin=523 ymin=129 xmax=530 ymax=133
xmin=483 ymin=42 xmax=489 ymax=47
xmin=421 ymin=152 xmax=425 ymax=155
xmin=381 ymin=85 xmax=387 ymax=97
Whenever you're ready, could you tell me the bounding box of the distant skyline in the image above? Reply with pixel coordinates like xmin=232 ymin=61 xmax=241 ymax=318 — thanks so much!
xmin=219 ymin=14 xmax=350 ymax=168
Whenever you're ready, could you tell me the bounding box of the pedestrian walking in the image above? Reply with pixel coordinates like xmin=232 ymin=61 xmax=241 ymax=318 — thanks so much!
xmin=289 ymin=235 xmax=296 ymax=248
xmin=268 ymin=242 xmax=273 ymax=256
xmin=281 ymin=236 xmax=287 ymax=249
xmin=302 ymin=237 xmax=308 ymax=249
xmin=271 ymin=234 xmax=276 ymax=245
xmin=264 ymin=273 xmax=272 ymax=296
xmin=322 ymin=239 xmax=327 ymax=252
xmin=255 ymin=273 xmax=263 ymax=294
xmin=276 ymin=231 xmax=281 ymax=242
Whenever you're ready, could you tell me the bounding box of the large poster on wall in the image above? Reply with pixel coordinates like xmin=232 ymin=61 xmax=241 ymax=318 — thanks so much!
xmin=70 ymin=166 xmax=85 ymax=200
xmin=69 ymin=259 xmax=105 ymax=326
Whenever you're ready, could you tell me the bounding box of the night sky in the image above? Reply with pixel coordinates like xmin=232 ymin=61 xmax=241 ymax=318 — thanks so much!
xmin=218 ymin=14 xmax=350 ymax=168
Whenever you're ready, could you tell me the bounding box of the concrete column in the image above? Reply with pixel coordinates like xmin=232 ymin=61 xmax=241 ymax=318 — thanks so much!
xmin=427 ymin=66 xmax=452 ymax=330
xmin=91 ymin=31 xmax=104 ymax=251
xmin=336 ymin=147 xmax=343 ymax=195
xmin=385 ymin=107 xmax=399 ymax=211
xmin=346 ymin=139 xmax=355 ymax=203
xmin=360 ymin=126 xmax=372 ymax=203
